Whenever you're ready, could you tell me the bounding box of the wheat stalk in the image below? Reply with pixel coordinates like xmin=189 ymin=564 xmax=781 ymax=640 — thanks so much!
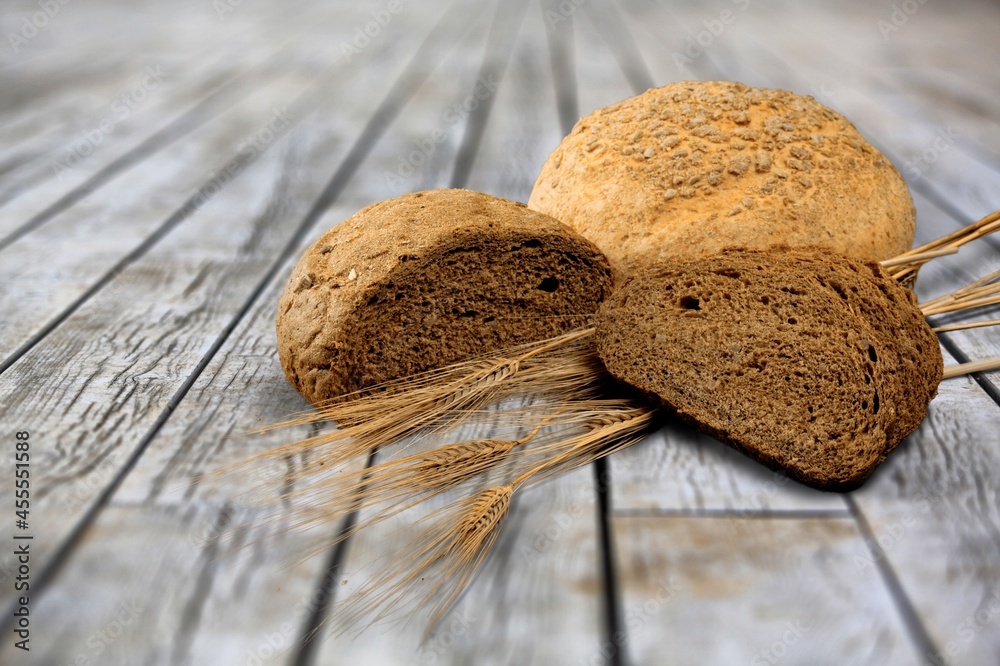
xmin=882 ymin=208 xmax=1000 ymax=284
xmin=211 ymin=328 xmax=604 ymax=489
xmin=328 ymin=405 xmax=656 ymax=634
xmin=920 ymin=268 xmax=1000 ymax=317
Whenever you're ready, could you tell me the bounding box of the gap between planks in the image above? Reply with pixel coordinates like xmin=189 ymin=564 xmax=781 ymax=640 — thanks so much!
xmin=0 ymin=0 xmax=474 ymax=642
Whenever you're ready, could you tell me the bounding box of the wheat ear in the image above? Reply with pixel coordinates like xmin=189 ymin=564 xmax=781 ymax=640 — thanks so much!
xmin=332 ymin=406 xmax=656 ymax=634
xmin=209 ymin=328 xmax=603 ymax=491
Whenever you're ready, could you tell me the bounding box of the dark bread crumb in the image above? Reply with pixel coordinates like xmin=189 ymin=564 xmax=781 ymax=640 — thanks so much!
xmin=595 ymin=247 xmax=942 ymax=491
xmin=277 ymin=189 xmax=614 ymax=404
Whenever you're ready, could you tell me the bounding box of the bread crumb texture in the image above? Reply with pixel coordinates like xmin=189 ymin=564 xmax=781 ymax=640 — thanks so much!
xmin=595 ymin=247 xmax=941 ymax=491
xmin=529 ymin=81 xmax=915 ymax=273
xmin=277 ymin=189 xmax=614 ymax=404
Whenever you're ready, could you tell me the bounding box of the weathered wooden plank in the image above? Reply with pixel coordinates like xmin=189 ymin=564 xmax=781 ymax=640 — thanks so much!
xmin=846 ymin=347 xmax=1000 ymax=666
xmin=0 ymin=0 xmax=441 ymax=609
xmin=613 ymin=5 xmax=1000 ymax=665
xmin=0 ymin=4 xmax=492 ymax=664
xmin=0 ymin=73 xmax=308 ymax=360
xmin=612 ymin=514 xmax=922 ymax=665
xmin=0 ymin=0 xmax=282 ymax=219
xmin=572 ymin=2 xmax=646 ymax=130
xmin=0 ymin=0 xmax=366 ymax=243
xmin=742 ymin=0 xmax=1000 ymax=162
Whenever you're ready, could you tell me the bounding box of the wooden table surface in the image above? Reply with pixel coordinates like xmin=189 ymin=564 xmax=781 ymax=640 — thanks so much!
xmin=1 ymin=0 xmax=999 ymax=664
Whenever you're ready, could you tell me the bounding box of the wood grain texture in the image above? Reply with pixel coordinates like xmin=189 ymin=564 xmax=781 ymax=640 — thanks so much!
xmin=0 ymin=0 xmax=301 ymax=240
xmin=0 ymin=72 xmax=308 ymax=359
xmin=848 ymin=351 xmax=1000 ymax=666
xmin=614 ymin=3 xmax=1000 ymax=664
xmin=0 ymin=1 xmax=998 ymax=664
xmin=0 ymin=4 xmax=524 ymax=665
xmin=612 ymin=514 xmax=921 ymax=665
xmin=0 ymin=0 xmax=442 ymax=613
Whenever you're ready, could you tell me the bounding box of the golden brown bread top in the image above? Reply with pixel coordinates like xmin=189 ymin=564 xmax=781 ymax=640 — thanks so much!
xmin=529 ymin=81 xmax=915 ymax=273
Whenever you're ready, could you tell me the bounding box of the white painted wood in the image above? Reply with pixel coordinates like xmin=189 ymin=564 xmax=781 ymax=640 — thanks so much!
xmin=849 ymin=347 xmax=1000 ymax=666
xmin=0 ymin=4 xmax=505 ymax=665
xmin=612 ymin=514 xmax=922 ymax=665
xmin=0 ymin=0 xmax=295 ymax=233
xmin=0 ymin=73 xmax=309 ymax=358
xmin=0 ymin=0 xmax=440 ymax=616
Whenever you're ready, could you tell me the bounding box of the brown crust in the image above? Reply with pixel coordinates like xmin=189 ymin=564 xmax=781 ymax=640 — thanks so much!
xmin=594 ymin=247 xmax=942 ymax=491
xmin=529 ymin=81 xmax=915 ymax=273
xmin=276 ymin=189 xmax=614 ymax=404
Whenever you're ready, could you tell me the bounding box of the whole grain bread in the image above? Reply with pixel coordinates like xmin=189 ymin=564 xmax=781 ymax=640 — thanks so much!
xmin=529 ymin=81 xmax=915 ymax=274
xmin=277 ymin=189 xmax=615 ymax=405
xmin=594 ymin=248 xmax=942 ymax=490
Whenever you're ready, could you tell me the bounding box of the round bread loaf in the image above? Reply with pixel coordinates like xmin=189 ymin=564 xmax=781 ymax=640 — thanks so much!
xmin=277 ymin=189 xmax=615 ymax=405
xmin=529 ymin=81 xmax=915 ymax=273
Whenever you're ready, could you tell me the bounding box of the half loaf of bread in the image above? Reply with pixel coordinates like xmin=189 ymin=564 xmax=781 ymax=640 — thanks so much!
xmin=529 ymin=81 xmax=915 ymax=273
xmin=595 ymin=248 xmax=942 ymax=490
xmin=277 ymin=189 xmax=615 ymax=405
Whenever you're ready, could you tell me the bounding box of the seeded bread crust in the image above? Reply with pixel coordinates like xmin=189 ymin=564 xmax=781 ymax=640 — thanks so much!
xmin=277 ymin=189 xmax=615 ymax=405
xmin=529 ymin=81 xmax=915 ymax=273
xmin=594 ymin=248 xmax=941 ymax=491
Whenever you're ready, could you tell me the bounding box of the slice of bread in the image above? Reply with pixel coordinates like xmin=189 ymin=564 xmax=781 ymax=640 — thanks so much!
xmin=594 ymin=248 xmax=942 ymax=490
xmin=277 ymin=189 xmax=614 ymax=405
xmin=529 ymin=81 xmax=915 ymax=274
